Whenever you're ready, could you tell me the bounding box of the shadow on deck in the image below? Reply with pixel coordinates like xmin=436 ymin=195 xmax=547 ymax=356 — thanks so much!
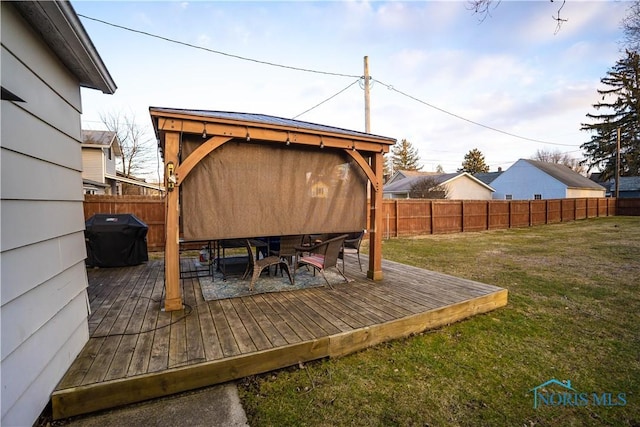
xmin=51 ymin=255 xmax=507 ymax=419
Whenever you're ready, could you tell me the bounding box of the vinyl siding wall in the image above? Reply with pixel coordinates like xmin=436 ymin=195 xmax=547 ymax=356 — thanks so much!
xmin=1 ymin=4 xmax=91 ymax=426
xmin=491 ymin=160 xmax=567 ymax=200
xmin=445 ymin=176 xmax=493 ymax=200
xmin=81 ymin=148 xmax=106 ymax=183
xmin=566 ymin=188 xmax=606 ymax=198
xmin=105 ymin=148 xmax=117 ymax=177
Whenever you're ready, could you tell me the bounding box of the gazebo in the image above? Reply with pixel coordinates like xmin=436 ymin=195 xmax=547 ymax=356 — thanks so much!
xmin=150 ymin=108 xmax=396 ymax=311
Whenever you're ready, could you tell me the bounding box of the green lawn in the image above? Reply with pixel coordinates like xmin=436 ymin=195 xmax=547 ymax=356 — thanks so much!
xmin=238 ymin=217 xmax=640 ymax=426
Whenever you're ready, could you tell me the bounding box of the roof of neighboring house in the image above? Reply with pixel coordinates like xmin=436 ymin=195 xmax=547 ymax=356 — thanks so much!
xmin=11 ymin=1 xmax=116 ymax=94
xmin=82 ymin=130 xmax=122 ymax=156
xmin=598 ymin=176 xmax=640 ymax=192
xmin=149 ymin=107 xmax=396 ymax=143
xmin=617 ymin=176 xmax=640 ymax=191
xmin=522 ymin=159 xmax=605 ymax=190
xmin=384 ymin=170 xmax=494 ymax=193
xmin=474 ymin=171 xmax=503 ymax=185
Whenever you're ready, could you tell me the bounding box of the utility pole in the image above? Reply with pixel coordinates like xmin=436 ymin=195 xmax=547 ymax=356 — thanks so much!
xmin=364 ymin=56 xmax=371 ymax=134
xmin=616 ymin=127 xmax=620 ymax=199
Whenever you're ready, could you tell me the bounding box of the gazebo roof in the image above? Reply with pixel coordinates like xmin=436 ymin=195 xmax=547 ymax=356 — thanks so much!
xmin=150 ymin=107 xmax=396 ymax=156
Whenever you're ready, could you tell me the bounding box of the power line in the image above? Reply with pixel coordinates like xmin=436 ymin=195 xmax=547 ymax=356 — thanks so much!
xmin=77 ymin=14 xmax=360 ymax=79
xmin=78 ymin=13 xmax=579 ymax=148
xmin=374 ymin=78 xmax=577 ymax=147
xmin=292 ymin=78 xmax=361 ymax=119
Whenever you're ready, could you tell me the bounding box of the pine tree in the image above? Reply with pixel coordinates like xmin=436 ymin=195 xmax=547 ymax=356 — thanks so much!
xmin=391 ymin=139 xmax=422 ymax=172
xmin=581 ymin=50 xmax=640 ymax=180
xmin=458 ymin=148 xmax=489 ymax=173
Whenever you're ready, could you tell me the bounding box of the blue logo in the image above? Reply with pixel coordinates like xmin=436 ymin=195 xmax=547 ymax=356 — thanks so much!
xmin=529 ymin=379 xmax=627 ymax=409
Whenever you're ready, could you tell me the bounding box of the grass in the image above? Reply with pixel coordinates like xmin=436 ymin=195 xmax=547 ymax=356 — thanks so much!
xmin=238 ymin=217 xmax=640 ymax=426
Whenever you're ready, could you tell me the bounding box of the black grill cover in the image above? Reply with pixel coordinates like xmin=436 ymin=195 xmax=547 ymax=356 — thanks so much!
xmin=85 ymin=214 xmax=149 ymax=267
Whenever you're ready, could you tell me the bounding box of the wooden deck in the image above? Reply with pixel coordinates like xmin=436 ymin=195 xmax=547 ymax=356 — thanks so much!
xmin=51 ymin=255 xmax=507 ymax=419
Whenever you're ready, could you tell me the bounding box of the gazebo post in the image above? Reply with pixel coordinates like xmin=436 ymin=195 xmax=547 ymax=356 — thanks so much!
xmin=163 ymin=131 xmax=182 ymax=311
xmin=367 ymin=151 xmax=384 ymax=280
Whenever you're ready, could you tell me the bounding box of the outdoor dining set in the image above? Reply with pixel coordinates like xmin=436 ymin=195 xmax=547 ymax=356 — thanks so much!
xmin=180 ymin=231 xmax=365 ymax=291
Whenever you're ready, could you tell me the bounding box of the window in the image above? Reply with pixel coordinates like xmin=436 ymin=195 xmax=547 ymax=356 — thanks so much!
xmin=505 ymin=194 xmax=513 ymax=200
xmin=107 ymin=147 xmax=112 ymax=160
xmin=534 ymin=194 xmax=542 ymax=200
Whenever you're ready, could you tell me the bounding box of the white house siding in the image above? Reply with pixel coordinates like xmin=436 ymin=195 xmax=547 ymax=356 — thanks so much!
xmin=491 ymin=160 xmax=567 ymax=200
xmin=446 ymin=176 xmax=493 ymax=200
xmin=1 ymin=4 xmax=91 ymax=426
xmin=567 ymin=188 xmax=606 ymax=198
xmin=81 ymin=148 xmax=106 ymax=183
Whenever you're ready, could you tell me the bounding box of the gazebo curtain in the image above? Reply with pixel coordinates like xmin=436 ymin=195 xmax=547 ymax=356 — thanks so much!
xmin=180 ymin=139 xmax=367 ymax=240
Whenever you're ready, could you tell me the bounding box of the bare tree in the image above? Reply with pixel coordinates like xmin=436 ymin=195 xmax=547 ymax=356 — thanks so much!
xmin=532 ymin=149 xmax=586 ymax=175
xmin=468 ymin=0 xmax=568 ymax=33
xmin=623 ymin=1 xmax=640 ymax=52
xmin=409 ymin=176 xmax=449 ymax=199
xmin=100 ymin=110 xmax=157 ymax=179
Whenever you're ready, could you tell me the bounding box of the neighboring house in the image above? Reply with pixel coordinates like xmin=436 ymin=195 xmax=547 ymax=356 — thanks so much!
xmin=384 ymin=170 xmax=495 ymax=200
xmin=1 ymin=2 xmax=115 ymax=426
xmin=81 ymin=130 xmax=164 ymax=195
xmin=116 ymin=171 xmax=165 ymax=196
xmin=81 ymin=129 xmax=121 ymax=195
xmin=490 ymin=159 xmax=606 ymax=200
xmin=590 ymin=174 xmax=640 ymax=198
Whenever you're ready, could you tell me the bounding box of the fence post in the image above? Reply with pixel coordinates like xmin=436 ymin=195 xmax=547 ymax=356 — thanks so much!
xmin=430 ymin=200 xmax=435 ymax=234
xmin=461 ymin=201 xmax=465 ymax=233
xmin=529 ymin=200 xmax=532 ymax=226
xmin=508 ymin=201 xmax=512 ymax=228
xmin=486 ymin=200 xmax=490 ymax=231
xmin=395 ymin=200 xmax=399 ymax=238
xmin=545 ymin=200 xmax=548 ymax=224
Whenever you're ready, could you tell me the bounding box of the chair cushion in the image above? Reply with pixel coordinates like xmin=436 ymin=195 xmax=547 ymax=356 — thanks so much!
xmin=299 ymin=254 xmax=325 ymax=270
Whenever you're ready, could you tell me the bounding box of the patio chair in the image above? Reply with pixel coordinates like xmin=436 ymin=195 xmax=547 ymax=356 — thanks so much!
xmin=293 ymin=234 xmax=349 ymax=288
xmin=270 ymin=235 xmax=304 ymax=273
xmin=242 ymin=239 xmax=292 ymax=291
xmin=339 ymin=231 xmax=365 ymax=272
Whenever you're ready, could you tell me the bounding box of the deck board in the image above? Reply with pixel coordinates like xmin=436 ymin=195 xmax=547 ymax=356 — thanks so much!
xmin=51 ymin=254 xmax=507 ymax=420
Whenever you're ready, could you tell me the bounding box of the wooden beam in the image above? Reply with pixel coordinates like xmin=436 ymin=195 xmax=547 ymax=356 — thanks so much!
xmin=368 ymin=151 xmax=384 ymax=280
xmin=174 ymin=136 xmax=232 ymax=184
xmin=164 ymin=132 xmax=182 ymax=311
xmin=343 ymin=149 xmax=379 ymax=191
xmin=150 ymin=111 xmax=396 ymax=146
xmin=155 ymin=118 xmax=393 ymax=154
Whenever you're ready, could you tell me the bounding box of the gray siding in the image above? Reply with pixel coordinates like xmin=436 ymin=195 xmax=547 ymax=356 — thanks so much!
xmin=1 ymin=4 xmax=91 ymax=426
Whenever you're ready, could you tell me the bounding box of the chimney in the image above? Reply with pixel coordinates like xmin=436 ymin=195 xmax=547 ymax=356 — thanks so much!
xmin=498 ymin=167 xmax=502 ymax=172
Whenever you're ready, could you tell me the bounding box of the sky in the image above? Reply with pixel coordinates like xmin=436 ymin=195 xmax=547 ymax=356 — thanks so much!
xmin=73 ymin=0 xmax=630 ymax=177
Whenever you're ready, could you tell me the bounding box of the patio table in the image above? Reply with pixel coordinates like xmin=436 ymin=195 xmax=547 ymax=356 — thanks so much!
xmin=217 ymin=238 xmax=268 ymax=279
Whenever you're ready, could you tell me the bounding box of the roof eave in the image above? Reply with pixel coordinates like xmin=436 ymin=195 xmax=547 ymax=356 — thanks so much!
xmin=149 ymin=107 xmax=396 ymax=146
xmin=12 ymin=1 xmax=116 ymax=94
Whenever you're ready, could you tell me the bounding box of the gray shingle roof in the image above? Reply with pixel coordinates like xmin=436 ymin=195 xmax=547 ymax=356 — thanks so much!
xmin=524 ymin=159 xmax=604 ymax=190
xmin=82 ymin=130 xmax=115 ymax=146
xmin=149 ymin=107 xmax=396 ymax=143
xmin=384 ymin=171 xmax=493 ymax=193
xmin=600 ymin=176 xmax=640 ymax=192
xmin=474 ymin=171 xmax=503 ymax=185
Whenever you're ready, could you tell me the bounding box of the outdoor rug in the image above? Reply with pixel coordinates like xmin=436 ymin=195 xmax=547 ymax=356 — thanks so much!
xmin=198 ymin=261 xmax=349 ymax=301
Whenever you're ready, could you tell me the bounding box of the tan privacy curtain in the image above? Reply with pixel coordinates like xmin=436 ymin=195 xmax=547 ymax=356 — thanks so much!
xmin=181 ymin=140 xmax=367 ymax=240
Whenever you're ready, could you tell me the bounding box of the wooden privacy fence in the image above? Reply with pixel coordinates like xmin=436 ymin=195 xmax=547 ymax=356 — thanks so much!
xmin=84 ymin=195 xmax=165 ymax=251
xmin=83 ymin=196 xmax=639 ymax=250
xmin=380 ymin=198 xmax=623 ymax=238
